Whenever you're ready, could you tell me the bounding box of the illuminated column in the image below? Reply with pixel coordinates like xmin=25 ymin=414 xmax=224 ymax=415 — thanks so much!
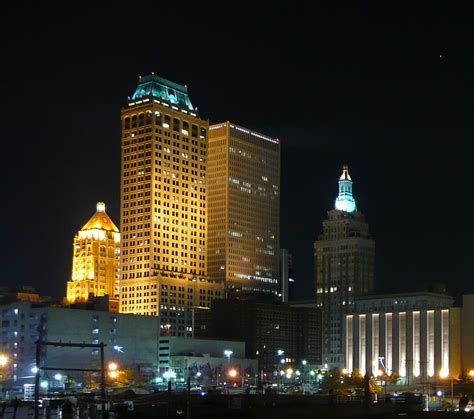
xmin=372 ymin=314 xmax=379 ymax=375
xmin=413 ymin=311 xmax=421 ymax=378
xmin=427 ymin=310 xmax=435 ymax=378
xmin=346 ymin=315 xmax=354 ymax=372
xmin=359 ymin=315 xmax=366 ymax=375
xmin=399 ymin=312 xmax=407 ymax=378
xmin=441 ymin=309 xmax=449 ymax=376
xmin=385 ymin=313 xmax=393 ymax=373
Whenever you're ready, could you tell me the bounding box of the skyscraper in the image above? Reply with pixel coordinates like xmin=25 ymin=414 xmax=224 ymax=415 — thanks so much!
xmin=118 ymin=74 xmax=223 ymax=337
xmin=66 ymin=202 xmax=120 ymax=304
xmin=314 ymin=166 xmax=375 ymax=367
xmin=207 ymin=122 xmax=280 ymax=297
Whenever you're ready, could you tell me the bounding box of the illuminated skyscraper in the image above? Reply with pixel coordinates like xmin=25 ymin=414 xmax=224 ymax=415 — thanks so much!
xmin=314 ymin=166 xmax=375 ymax=367
xmin=66 ymin=202 xmax=120 ymax=304
xmin=119 ymin=74 xmax=223 ymax=337
xmin=208 ymin=122 xmax=280 ymax=297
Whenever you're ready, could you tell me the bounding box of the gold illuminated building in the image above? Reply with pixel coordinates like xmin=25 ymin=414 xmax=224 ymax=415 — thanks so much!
xmin=208 ymin=122 xmax=280 ymax=296
xmin=66 ymin=202 xmax=121 ymax=304
xmin=119 ymin=74 xmax=223 ymax=337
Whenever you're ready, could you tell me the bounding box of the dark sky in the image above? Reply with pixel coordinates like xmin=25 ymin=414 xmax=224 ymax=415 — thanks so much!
xmin=2 ymin=3 xmax=474 ymax=302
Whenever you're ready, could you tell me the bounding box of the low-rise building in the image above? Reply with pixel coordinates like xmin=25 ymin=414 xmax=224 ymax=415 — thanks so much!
xmin=158 ymin=336 xmax=256 ymax=385
xmin=0 ymin=300 xmax=159 ymax=388
xmin=344 ymin=292 xmax=462 ymax=384
xmin=194 ymin=299 xmax=322 ymax=371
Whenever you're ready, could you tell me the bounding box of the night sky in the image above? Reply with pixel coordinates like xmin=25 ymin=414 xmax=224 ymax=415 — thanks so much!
xmin=3 ymin=3 xmax=474 ymax=303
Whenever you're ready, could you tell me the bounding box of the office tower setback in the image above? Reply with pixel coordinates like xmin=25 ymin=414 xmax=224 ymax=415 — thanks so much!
xmin=208 ymin=122 xmax=280 ymax=297
xmin=66 ymin=202 xmax=120 ymax=304
xmin=314 ymin=166 xmax=375 ymax=367
xmin=119 ymin=74 xmax=223 ymax=337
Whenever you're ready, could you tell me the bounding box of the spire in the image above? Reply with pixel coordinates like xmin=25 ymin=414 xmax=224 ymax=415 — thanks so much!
xmin=335 ymin=165 xmax=357 ymax=213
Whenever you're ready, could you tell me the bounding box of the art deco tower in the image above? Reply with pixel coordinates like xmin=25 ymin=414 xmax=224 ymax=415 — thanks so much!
xmin=119 ymin=74 xmax=223 ymax=337
xmin=207 ymin=122 xmax=280 ymax=297
xmin=314 ymin=166 xmax=375 ymax=367
xmin=66 ymin=202 xmax=120 ymax=303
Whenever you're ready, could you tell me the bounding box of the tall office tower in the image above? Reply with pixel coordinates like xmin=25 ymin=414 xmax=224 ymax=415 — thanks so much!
xmin=314 ymin=166 xmax=375 ymax=368
xmin=66 ymin=202 xmax=120 ymax=304
xmin=119 ymin=74 xmax=223 ymax=337
xmin=208 ymin=122 xmax=280 ymax=297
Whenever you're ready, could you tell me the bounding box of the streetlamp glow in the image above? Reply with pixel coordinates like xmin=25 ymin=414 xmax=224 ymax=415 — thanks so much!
xmin=280 ymin=359 xmax=285 ymax=364
xmin=224 ymin=350 xmax=233 ymax=360
xmin=228 ymin=369 xmax=237 ymax=378
xmin=0 ymin=355 xmax=8 ymax=367
xmin=54 ymin=373 xmax=62 ymax=381
xmin=342 ymin=368 xmax=349 ymax=375
xmin=31 ymin=366 xmax=38 ymax=374
xmin=302 ymin=360 xmax=307 ymax=366
xmin=309 ymin=370 xmax=315 ymax=376
xmin=108 ymin=362 xmax=118 ymax=371
xmin=286 ymin=368 xmax=294 ymax=375
xmin=277 ymin=349 xmax=284 ymax=356
xmin=40 ymin=381 xmax=48 ymax=389
xmin=439 ymin=369 xmax=449 ymax=379
xmin=109 ymin=371 xmax=118 ymax=379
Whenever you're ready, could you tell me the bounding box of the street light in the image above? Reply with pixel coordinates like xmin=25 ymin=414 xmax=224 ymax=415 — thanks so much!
xmin=0 ymin=355 xmax=8 ymax=367
xmin=277 ymin=349 xmax=284 ymax=356
xmin=54 ymin=373 xmax=62 ymax=381
xmin=108 ymin=362 xmax=118 ymax=372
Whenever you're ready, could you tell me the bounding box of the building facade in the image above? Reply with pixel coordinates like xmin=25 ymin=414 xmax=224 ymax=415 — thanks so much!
xmin=66 ymin=202 xmax=120 ymax=304
xmin=207 ymin=122 xmax=280 ymax=297
xmin=344 ymin=293 xmax=461 ymax=384
xmin=118 ymin=74 xmax=224 ymax=336
xmin=194 ymin=299 xmax=322 ymax=370
xmin=0 ymin=300 xmax=160 ymax=388
xmin=158 ymin=336 xmax=257 ymax=384
xmin=314 ymin=166 xmax=375 ymax=368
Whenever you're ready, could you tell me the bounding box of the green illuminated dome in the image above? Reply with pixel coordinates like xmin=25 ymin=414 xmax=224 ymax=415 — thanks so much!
xmin=131 ymin=74 xmax=195 ymax=112
xmin=335 ymin=165 xmax=357 ymax=213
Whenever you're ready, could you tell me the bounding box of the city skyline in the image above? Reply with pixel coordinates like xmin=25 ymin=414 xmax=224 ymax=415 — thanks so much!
xmin=3 ymin=4 xmax=474 ymax=303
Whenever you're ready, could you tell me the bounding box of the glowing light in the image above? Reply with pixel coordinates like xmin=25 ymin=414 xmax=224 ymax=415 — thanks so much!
xmin=96 ymin=202 xmax=106 ymax=212
xmin=0 ymin=355 xmax=8 ymax=367
xmin=439 ymin=369 xmax=449 ymax=379
xmin=31 ymin=366 xmax=39 ymax=374
xmin=163 ymin=371 xmax=176 ymax=380
xmin=468 ymin=370 xmax=474 ymax=377
xmin=109 ymin=371 xmax=118 ymax=379
xmin=196 ymin=372 xmax=202 ymax=377
xmin=108 ymin=362 xmax=118 ymax=371
xmin=376 ymin=369 xmax=383 ymax=377
xmin=40 ymin=381 xmax=48 ymax=389
xmin=286 ymin=368 xmax=294 ymax=375
xmin=224 ymin=350 xmax=233 ymax=358
xmin=436 ymin=390 xmax=443 ymax=397
xmin=302 ymin=360 xmax=307 ymax=366
xmin=277 ymin=349 xmax=284 ymax=356
xmin=335 ymin=165 xmax=357 ymax=213
xmin=54 ymin=373 xmax=62 ymax=381
xmin=309 ymin=370 xmax=315 ymax=376
xmin=228 ymin=369 xmax=238 ymax=378
xmin=342 ymin=368 xmax=349 ymax=375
